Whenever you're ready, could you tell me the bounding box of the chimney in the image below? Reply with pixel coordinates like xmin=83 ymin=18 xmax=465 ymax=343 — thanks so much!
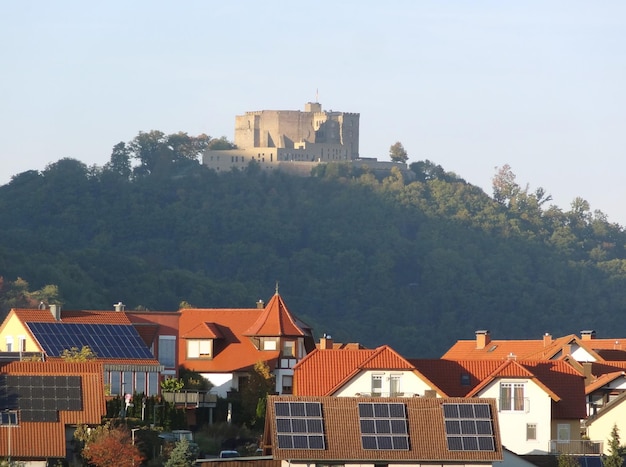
xmin=581 ymin=330 xmax=596 ymax=341
xmin=114 ymin=302 xmax=125 ymax=312
xmin=543 ymin=333 xmax=553 ymax=346
xmin=256 ymin=300 xmax=265 ymax=309
xmin=506 ymin=352 xmax=517 ymax=361
xmin=319 ymin=334 xmax=333 ymax=350
xmin=582 ymin=362 xmax=594 ymax=385
xmin=49 ymin=304 xmax=61 ymax=321
xmin=475 ymin=330 xmax=491 ymax=350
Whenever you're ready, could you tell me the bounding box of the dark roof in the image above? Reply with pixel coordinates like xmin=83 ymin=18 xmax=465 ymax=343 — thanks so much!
xmin=264 ymin=395 xmax=503 ymax=463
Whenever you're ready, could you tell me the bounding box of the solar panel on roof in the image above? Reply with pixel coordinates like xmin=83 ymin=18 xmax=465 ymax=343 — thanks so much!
xmin=26 ymin=322 xmax=154 ymax=359
xmin=274 ymin=401 xmax=326 ymax=450
xmin=358 ymin=402 xmax=410 ymax=450
xmin=443 ymin=403 xmax=496 ymax=452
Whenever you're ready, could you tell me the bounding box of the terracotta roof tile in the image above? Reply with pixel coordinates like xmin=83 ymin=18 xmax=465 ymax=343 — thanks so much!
xmin=265 ymin=395 xmax=503 ymax=462
xmin=294 ymin=346 xmax=416 ymax=396
xmin=179 ymin=308 xmax=281 ymax=373
xmin=442 ymin=335 xmax=577 ymax=361
xmin=12 ymin=308 xmax=133 ymax=325
xmin=182 ymin=322 xmax=224 ymax=339
xmin=243 ymin=293 xmax=305 ymax=337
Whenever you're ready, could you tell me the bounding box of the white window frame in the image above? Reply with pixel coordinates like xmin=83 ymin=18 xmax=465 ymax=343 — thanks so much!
xmin=390 ymin=374 xmax=402 ymax=396
xmin=527 ymin=423 xmax=537 ymax=441
xmin=371 ymin=374 xmax=383 ymax=395
xmin=187 ymin=339 xmax=212 ymax=359
xmin=5 ymin=336 xmax=13 ymax=352
xmin=500 ymin=382 xmax=525 ymax=411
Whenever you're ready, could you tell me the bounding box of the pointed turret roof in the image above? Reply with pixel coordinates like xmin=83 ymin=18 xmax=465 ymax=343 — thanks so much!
xmin=243 ymin=291 xmax=305 ymax=337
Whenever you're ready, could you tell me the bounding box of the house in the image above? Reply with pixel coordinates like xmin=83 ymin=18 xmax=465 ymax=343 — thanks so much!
xmin=177 ymin=291 xmax=315 ymax=397
xmin=412 ymin=358 xmax=587 ymax=455
xmin=263 ymin=395 xmax=503 ymax=466
xmin=293 ymin=344 xmax=445 ymax=397
xmin=442 ymin=330 xmax=626 ymax=364
xmin=293 ymin=339 xmax=587 ymax=456
xmin=0 ymin=360 xmax=106 ymax=466
xmin=585 ymin=389 xmax=626 ymax=455
xmin=0 ymin=305 xmax=164 ymax=396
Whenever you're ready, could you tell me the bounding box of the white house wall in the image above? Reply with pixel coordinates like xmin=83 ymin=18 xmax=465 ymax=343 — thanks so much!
xmin=201 ymin=373 xmax=233 ymax=398
xmin=586 ymin=400 xmax=626 ymax=455
xmin=570 ymin=345 xmax=596 ymax=362
xmin=333 ymin=370 xmax=434 ymax=397
xmin=478 ymin=379 xmax=553 ymax=455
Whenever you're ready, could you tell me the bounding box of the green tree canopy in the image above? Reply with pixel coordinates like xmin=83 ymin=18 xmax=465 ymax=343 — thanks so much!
xmin=389 ymin=141 xmax=408 ymax=163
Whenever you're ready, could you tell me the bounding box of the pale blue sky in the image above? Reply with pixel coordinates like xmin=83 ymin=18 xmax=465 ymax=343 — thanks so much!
xmin=2 ymin=1 xmax=625 ymax=224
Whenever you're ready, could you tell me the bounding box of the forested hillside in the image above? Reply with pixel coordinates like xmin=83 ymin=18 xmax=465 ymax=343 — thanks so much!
xmin=2 ymin=132 xmax=626 ymax=357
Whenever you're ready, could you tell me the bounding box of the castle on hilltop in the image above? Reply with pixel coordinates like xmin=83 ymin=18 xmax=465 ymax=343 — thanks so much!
xmin=203 ymin=102 xmax=407 ymax=176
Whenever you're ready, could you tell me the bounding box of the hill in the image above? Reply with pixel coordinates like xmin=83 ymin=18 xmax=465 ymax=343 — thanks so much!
xmin=1 ymin=137 xmax=626 ymax=357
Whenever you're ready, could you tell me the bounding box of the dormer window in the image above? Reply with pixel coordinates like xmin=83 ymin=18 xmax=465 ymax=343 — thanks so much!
xmin=187 ymin=339 xmax=213 ymax=359
xmin=260 ymin=337 xmax=277 ymax=351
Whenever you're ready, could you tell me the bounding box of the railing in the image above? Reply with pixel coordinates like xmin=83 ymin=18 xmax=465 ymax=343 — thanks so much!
xmin=162 ymin=390 xmax=218 ymax=408
xmin=549 ymin=440 xmax=603 ymax=455
xmin=354 ymin=392 xmax=417 ymax=397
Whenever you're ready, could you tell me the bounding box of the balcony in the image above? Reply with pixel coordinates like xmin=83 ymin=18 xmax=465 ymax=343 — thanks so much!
xmin=162 ymin=390 xmax=217 ymax=408
xmin=549 ymin=440 xmax=603 ymax=455
xmin=354 ymin=392 xmax=415 ymax=397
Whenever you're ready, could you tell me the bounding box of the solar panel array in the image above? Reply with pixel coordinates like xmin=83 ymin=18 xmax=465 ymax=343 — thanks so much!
xmin=26 ymin=322 xmax=154 ymax=359
xmin=443 ymin=403 xmax=496 ymax=451
xmin=0 ymin=375 xmax=82 ymax=422
xmin=358 ymin=402 xmax=410 ymax=450
xmin=274 ymin=401 xmax=326 ymax=450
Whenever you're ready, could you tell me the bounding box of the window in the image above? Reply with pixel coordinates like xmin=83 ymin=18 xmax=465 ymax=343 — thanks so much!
xmin=282 ymin=340 xmax=295 ymax=357
xmin=461 ymin=373 xmax=471 ymax=386
xmin=0 ymin=411 xmax=18 ymax=425
xmin=187 ymin=339 xmax=212 ymax=359
xmin=136 ymin=372 xmax=146 ymax=395
xmin=158 ymin=336 xmax=176 ymax=368
xmin=527 ymin=423 xmax=537 ymax=440
xmin=500 ymin=383 xmax=525 ymax=411
xmin=390 ymin=375 xmax=402 ymax=396
xmin=122 ymin=371 xmax=133 ymax=395
xmin=557 ymin=424 xmax=570 ymax=442
xmin=110 ymin=371 xmax=121 ymax=395
xmin=371 ymin=374 xmax=383 ymax=396
xmin=148 ymin=373 xmax=158 ymax=396
xmin=282 ymin=375 xmax=293 ymax=394
xmin=18 ymin=336 xmax=26 ymax=352
xmin=5 ymin=336 xmax=13 ymax=352
xmin=262 ymin=339 xmax=277 ymax=351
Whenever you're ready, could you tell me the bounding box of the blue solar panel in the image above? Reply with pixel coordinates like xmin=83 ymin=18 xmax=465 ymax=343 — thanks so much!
xmin=26 ymin=322 xmax=154 ymax=359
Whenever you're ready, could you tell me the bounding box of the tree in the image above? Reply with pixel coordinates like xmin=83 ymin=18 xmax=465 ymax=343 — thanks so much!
xmin=60 ymin=345 xmax=97 ymax=361
xmin=603 ymin=424 xmax=625 ymax=467
xmin=105 ymin=142 xmax=132 ymax=179
xmin=79 ymin=423 xmax=144 ymax=467
xmin=389 ymin=141 xmax=408 ymax=163
xmin=161 ymin=377 xmax=184 ymax=392
xmin=240 ymin=361 xmax=275 ymax=426
xmin=165 ymin=438 xmax=196 ymax=467
xmin=207 ymin=136 xmax=236 ymax=150
xmin=558 ymin=453 xmax=581 ymax=467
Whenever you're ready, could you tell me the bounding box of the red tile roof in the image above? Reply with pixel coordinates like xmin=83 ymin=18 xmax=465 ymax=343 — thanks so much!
xmin=178 ymin=293 xmax=309 ymax=373
xmin=0 ymin=361 xmax=106 ymax=459
xmin=294 ymin=346 xmax=418 ymax=396
xmin=12 ymin=308 xmax=133 ymax=325
xmin=442 ymin=335 xmax=577 ymax=361
xmin=243 ymin=293 xmax=305 ymax=337
xmin=264 ymin=395 xmax=503 ymax=462
xmin=412 ymin=359 xmax=586 ymax=419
